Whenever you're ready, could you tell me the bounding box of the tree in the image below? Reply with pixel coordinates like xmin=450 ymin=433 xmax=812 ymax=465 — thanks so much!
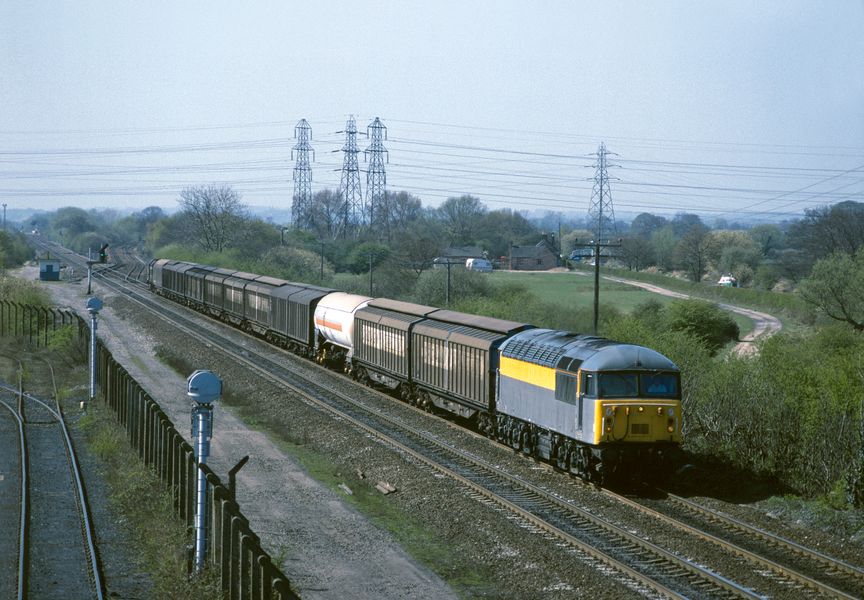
xmin=665 ymin=299 xmax=739 ymax=354
xmin=394 ymin=219 xmax=445 ymax=278
xmin=437 ymin=195 xmax=486 ymax=245
xmin=178 ymin=185 xmax=247 ymax=252
xmin=748 ymin=224 xmax=785 ymax=259
xmin=671 ymin=212 xmax=703 ymax=237
xmin=476 ymin=209 xmax=537 ymax=258
xmin=675 ymin=224 xmax=711 ymax=282
xmin=233 ymin=219 xmax=281 ymax=256
xmin=786 ymin=201 xmax=864 ymax=271
xmin=375 ymin=191 xmax=423 ymax=242
xmin=146 ymin=212 xmax=196 ymax=252
xmin=799 ymin=250 xmax=864 ymax=331
xmin=619 ymin=236 xmax=654 ymax=271
xmin=308 ymin=189 xmax=344 ymax=240
xmin=630 ymin=213 xmax=668 ymax=239
xmin=650 ymin=226 xmax=677 ymax=271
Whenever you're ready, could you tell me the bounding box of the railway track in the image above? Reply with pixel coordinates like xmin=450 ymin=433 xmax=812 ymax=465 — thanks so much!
xmin=38 ymin=239 xmax=864 ymax=598
xmin=0 ymin=359 xmax=104 ymax=600
xmin=605 ymin=489 xmax=864 ymax=599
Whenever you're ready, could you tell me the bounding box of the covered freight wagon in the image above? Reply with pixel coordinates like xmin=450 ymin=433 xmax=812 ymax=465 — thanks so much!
xmin=269 ymin=284 xmax=334 ymax=352
xmin=353 ymin=299 xmax=438 ymax=388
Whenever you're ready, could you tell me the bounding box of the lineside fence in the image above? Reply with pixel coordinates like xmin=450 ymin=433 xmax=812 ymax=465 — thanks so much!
xmin=96 ymin=342 xmax=299 ymax=600
xmin=0 ymin=299 xmax=81 ymax=347
xmin=1 ymin=302 xmax=298 ymax=599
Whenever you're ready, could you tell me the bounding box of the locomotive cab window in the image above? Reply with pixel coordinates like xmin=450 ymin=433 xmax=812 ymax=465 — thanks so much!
xmin=580 ymin=372 xmax=596 ymax=397
xmin=598 ymin=373 xmax=638 ymax=398
xmin=641 ymin=372 xmax=679 ymax=398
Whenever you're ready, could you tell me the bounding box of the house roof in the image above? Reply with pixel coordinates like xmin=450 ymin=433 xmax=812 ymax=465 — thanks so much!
xmin=510 ymin=245 xmax=556 ymax=259
xmin=441 ymin=246 xmax=484 ymax=258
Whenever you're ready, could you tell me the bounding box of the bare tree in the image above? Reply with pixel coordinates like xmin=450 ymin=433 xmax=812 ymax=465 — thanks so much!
xmin=178 ymin=185 xmax=247 ymax=252
xmin=437 ymin=195 xmax=486 ymax=245
xmin=395 ymin=219 xmax=445 ymax=277
xmin=309 ymin=189 xmax=345 ymax=240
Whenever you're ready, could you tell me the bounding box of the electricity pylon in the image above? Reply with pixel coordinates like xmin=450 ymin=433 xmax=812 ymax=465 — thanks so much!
xmin=291 ymin=119 xmax=314 ymax=229
xmin=364 ymin=117 xmax=388 ymax=231
xmin=337 ymin=116 xmax=363 ymax=237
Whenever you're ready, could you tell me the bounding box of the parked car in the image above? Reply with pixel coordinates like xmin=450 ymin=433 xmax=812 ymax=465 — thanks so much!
xmin=465 ymin=258 xmax=493 ymax=272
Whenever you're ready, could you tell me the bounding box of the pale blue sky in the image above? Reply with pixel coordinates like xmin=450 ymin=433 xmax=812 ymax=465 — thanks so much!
xmin=1 ymin=1 xmax=862 ymax=220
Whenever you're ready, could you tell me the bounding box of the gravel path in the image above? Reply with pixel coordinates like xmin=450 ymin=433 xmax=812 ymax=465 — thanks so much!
xmin=600 ymin=274 xmax=782 ymax=356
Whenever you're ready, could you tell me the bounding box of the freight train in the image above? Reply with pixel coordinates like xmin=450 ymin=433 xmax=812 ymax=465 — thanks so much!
xmin=149 ymin=258 xmax=683 ymax=484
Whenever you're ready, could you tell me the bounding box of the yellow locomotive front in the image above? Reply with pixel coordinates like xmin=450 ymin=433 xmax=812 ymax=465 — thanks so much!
xmin=585 ymin=370 xmax=682 ymax=445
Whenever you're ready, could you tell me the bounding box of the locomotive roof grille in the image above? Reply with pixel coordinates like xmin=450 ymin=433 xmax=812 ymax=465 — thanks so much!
xmin=500 ymin=328 xmax=679 ymax=373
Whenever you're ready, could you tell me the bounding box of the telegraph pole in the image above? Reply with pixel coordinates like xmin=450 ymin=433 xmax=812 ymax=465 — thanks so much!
xmin=319 ymin=241 xmax=325 ymax=281
xmin=572 ymin=239 xmax=622 ymax=333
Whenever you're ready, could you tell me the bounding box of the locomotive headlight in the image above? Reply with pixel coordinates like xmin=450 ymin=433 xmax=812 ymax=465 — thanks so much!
xmin=667 ymin=407 xmax=675 ymax=417
xmin=638 ymin=406 xmax=644 ymax=413
xmin=605 ymin=406 xmax=613 ymax=417
xmin=657 ymin=407 xmax=663 ymax=416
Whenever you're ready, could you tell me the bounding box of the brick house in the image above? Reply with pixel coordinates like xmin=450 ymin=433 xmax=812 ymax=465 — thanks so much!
xmin=508 ymin=235 xmax=561 ymax=271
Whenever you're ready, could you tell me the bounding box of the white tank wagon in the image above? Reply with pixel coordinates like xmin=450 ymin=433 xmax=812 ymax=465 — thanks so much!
xmin=313 ymin=292 xmax=372 ymax=365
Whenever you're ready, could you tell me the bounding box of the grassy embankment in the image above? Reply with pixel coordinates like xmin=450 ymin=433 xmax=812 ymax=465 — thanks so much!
xmin=490 ymin=269 xmax=757 ymax=338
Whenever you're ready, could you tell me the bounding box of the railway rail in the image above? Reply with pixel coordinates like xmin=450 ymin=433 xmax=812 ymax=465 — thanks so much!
xmin=605 ymin=489 xmax=864 ymax=599
xmin=0 ymin=361 xmax=104 ymax=600
xmin=35 ymin=238 xmax=864 ymax=598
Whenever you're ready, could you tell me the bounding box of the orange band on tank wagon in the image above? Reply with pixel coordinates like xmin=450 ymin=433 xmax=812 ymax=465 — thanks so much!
xmin=314 ymin=318 xmax=343 ymax=331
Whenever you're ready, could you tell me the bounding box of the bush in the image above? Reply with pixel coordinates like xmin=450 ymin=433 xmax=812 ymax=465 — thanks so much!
xmin=665 ymin=299 xmax=739 ymax=354
xmin=0 ymin=277 xmax=50 ymax=307
xmin=413 ymin=268 xmax=491 ymax=307
xmin=605 ymin=314 xmax=864 ymax=505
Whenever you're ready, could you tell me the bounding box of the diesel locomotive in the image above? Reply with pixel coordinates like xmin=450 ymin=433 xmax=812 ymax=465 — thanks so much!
xmin=149 ymin=258 xmax=682 ymax=483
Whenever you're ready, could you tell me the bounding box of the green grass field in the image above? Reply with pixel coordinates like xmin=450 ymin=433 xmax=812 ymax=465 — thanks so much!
xmin=490 ymin=270 xmax=755 ymax=337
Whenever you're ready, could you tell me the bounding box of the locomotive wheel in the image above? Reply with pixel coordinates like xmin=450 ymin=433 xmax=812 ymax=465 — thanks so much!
xmin=555 ymin=445 xmax=570 ymax=471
